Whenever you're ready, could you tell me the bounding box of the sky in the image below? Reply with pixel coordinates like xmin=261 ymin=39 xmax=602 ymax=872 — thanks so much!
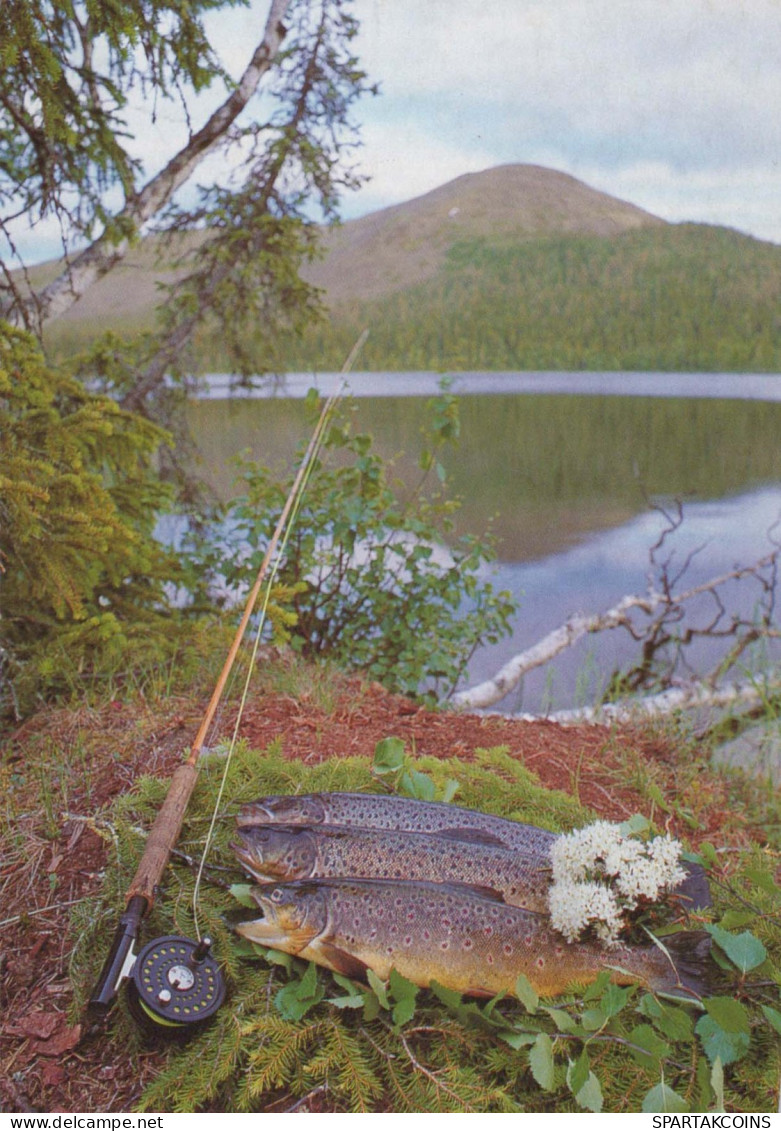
xmin=347 ymin=0 xmax=781 ymax=242
xmin=7 ymin=0 xmax=781 ymax=262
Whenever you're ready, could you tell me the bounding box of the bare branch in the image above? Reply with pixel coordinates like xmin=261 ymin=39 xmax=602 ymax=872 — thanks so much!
xmin=537 ymin=676 xmax=779 ymax=726
xmin=4 ymin=0 xmax=292 ymax=328
xmin=453 ymin=549 xmax=781 ymax=712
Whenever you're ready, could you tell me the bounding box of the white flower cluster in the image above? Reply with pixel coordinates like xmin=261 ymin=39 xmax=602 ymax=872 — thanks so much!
xmin=548 ymin=820 xmax=687 ymax=946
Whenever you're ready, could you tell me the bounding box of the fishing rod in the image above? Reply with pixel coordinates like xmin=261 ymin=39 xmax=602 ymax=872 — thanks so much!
xmin=88 ymin=344 xmax=365 ymax=1036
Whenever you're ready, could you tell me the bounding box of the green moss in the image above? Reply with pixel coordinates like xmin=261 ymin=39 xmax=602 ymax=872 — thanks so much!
xmin=71 ymin=742 xmax=781 ymax=1113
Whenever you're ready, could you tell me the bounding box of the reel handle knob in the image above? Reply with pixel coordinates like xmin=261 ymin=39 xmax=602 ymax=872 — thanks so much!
xmin=192 ymin=936 xmax=213 ymax=963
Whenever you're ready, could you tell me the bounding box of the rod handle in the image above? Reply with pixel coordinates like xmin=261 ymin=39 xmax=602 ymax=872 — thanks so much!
xmin=125 ymin=762 xmax=200 ymax=906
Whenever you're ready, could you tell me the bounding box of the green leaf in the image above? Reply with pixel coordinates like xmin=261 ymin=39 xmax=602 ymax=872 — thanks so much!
xmin=696 ymin=1001 xmax=751 ymax=1066
xmin=542 ymin=1007 xmax=579 ymax=1033
xmin=259 ymin=946 xmax=295 ymax=974
xmin=711 ymin=1057 xmax=725 ymax=1113
xmin=645 ymin=782 xmax=670 ymax=813
xmin=229 ymin=883 xmax=257 ymax=909
xmin=637 ymin=994 xmax=694 ymax=1042
xmin=274 ymin=962 xmax=324 ymax=1021
xmin=581 ymin=1007 xmax=606 ymax=1032
xmin=745 ymin=865 xmax=781 ymax=894
xmin=439 ymin=778 xmax=460 ymax=804
xmin=599 ymin=982 xmax=631 ymax=1018
xmin=567 ymin=1049 xmax=590 ymax=1095
xmin=642 ymin=1082 xmax=689 ymax=1113
xmin=696 ymin=1024 xmax=750 ymax=1070
xmin=389 ymin=967 xmax=419 ymax=1026
xmin=628 ymin=1024 xmax=672 ymax=1070
xmin=701 ymin=996 xmax=750 ymax=1034
xmin=400 ymin=768 xmax=436 ymax=800
xmin=515 ymin=974 xmax=539 ymax=1014
xmin=497 ymin=1029 xmax=538 ymax=1050
xmin=231 ymin=937 xmax=262 ymax=958
xmin=582 ymin=970 xmax=612 ymax=1001
xmin=327 ymin=972 xmax=368 ymax=1010
xmin=574 ymin=1072 xmax=603 ymax=1112
xmin=705 ymin=924 xmax=767 ymax=973
xmin=528 ymin=1032 xmax=555 ymax=1091
xmin=696 ymin=842 xmax=719 ymax=867
xmin=760 ymin=1004 xmax=781 ymax=1036
xmin=695 ymin=1053 xmax=713 ymax=1111
xmin=366 ymin=968 xmax=390 ymax=1010
xmin=328 ymin=990 xmax=367 ymax=1010
xmin=718 ymin=909 xmax=758 ymax=930
xmin=373 ymin=736 xmax=406 ymax=774
xmin=620 ymin=813 xmax=651 ymax=836
xmin=362 ymin=988 xmax=382 ymax=1023
xmin=429 ymin=980 xmax=463 ymax=1011
xmin=479 ymin=991 xmax=507 ymax=1021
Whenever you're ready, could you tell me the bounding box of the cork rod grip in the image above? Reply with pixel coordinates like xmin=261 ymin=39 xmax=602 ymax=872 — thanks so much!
xmin=125 ymin=762 xmax=200 ymax=906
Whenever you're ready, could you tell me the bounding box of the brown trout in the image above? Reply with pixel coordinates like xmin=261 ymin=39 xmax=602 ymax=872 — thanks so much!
xmin=236 ymin=792 xmax=710 ymax=909
xmin=232 ymin=823 xmax=551 ymax=910
xmin=235 ymin=877 xmax=711 ymax=1000
xmin=238 ymin=792 xmax=558 ymax=853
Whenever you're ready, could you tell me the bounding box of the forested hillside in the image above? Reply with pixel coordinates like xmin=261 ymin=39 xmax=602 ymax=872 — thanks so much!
xmin=279 ymin=224 xmax=781 ymax=372
xmin=41 ymin=166 xmax=781 ymax=373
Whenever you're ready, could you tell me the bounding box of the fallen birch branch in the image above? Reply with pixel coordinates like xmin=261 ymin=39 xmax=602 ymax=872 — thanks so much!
xmin=452 ymin=552 xmax=781 ymax=712
xmin=534 ymin=677 xmax=771 ymax=726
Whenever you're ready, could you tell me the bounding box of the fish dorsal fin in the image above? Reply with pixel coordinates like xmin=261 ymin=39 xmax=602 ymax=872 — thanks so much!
xmin=429 ymin=879 xmax=507 ymax=903
xmin=435 ymin=826 xmax=508 ymax=848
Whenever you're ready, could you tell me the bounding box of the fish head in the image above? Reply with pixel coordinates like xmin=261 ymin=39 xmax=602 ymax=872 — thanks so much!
xmin=237 ymin=794 xmax=326 ymax=826
xmin=235 ymin=882 xmax=329 ymax=954
xmin=231 ymin=826 xmax=317 ymax=881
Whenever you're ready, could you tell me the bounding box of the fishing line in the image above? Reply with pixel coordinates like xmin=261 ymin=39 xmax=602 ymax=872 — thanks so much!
xmin=190 ymin=364 xmax=360 ymax=936
xmin=88 ymin=365 xmax=363 ymax=1035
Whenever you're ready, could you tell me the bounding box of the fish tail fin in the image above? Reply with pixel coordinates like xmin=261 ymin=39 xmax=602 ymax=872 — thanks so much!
xmin=237 ymin=802 xmax=272 ymax=826
xmin=673 ymin=861 xmax=712 ymax=910
xmin=647 ymin=929 xmax=713 ymax=1002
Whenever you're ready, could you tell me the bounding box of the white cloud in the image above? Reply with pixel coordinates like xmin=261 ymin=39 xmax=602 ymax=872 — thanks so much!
xmin=5 ymin=0 xmax=781 ymax=261
xmin=344 ymin=120 xmax=497 ymax=215
xmin=344 ymin=0 xmax=781 ymax=241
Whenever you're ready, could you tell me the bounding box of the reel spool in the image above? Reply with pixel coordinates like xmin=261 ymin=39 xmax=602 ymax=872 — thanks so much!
xmin=126 ymin=935 xmax=226 ymax=1038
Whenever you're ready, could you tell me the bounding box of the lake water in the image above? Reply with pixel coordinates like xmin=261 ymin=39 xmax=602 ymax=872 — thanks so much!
xmin=187 ymin=373 xmax=781 ymax=712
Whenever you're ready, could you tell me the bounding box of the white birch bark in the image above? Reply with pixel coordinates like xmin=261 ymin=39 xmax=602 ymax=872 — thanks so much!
xmin=453 ymin=553 xmax=780 ymax=712
xmin=11 ymin=0 xmax=291 ymax=328
xmin=539 ymin=678 xmax=770 ymax=725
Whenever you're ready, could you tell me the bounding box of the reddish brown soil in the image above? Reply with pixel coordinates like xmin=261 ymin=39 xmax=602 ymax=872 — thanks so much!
xmin=0 ymin=680 xmax=765 ymax=1113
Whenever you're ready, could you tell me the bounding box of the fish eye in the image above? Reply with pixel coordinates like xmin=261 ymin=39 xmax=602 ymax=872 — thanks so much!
xmin=271 ymin=888 xmax=283 ymax=902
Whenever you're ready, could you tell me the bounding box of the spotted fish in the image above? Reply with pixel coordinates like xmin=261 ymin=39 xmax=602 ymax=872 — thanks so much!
xmin=232 ymin=822 xmax=551 ymax=910
xmin=238 ymin=792 xmax=558 ymax=853
xmin=236 ymin=792 xmax=710 ymax=910
xmin=235 ymin=877 xmax=712 ymax=1000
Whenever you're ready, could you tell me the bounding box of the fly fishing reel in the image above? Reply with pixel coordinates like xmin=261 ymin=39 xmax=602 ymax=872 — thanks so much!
xmin=89 ymin=897 xmax=227 ymax=1040
xmin=126 ymin=935 xmax=226 ymax=1037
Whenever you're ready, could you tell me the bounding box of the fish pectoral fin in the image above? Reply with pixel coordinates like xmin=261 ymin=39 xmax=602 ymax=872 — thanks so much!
xmin=464 ymin=984 xmax=495 ymax=999
xmin=436 ymin=826 xmax=508 ymax=848
xmin=315 ymin=940 xmax=370 ymax=980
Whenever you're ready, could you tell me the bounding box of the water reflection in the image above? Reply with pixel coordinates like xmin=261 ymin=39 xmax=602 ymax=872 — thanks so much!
xmin=479 ymin=487 xmax=781 ymax=713
xmin=185 ymin=384 xmax=781 ymax=710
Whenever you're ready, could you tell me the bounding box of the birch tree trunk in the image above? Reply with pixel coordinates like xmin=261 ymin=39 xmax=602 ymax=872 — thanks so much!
xmin=6 ymin=0 xmax=291 ymax=330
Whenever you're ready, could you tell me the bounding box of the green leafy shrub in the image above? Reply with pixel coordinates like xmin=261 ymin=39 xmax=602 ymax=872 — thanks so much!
xmin=0 ymin=323 xmax=184 ymax=716
xmin=200 ymin=390 xmax=516 ymax=700
xmin=72 ymin=742 xmax=781 ymax=1113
